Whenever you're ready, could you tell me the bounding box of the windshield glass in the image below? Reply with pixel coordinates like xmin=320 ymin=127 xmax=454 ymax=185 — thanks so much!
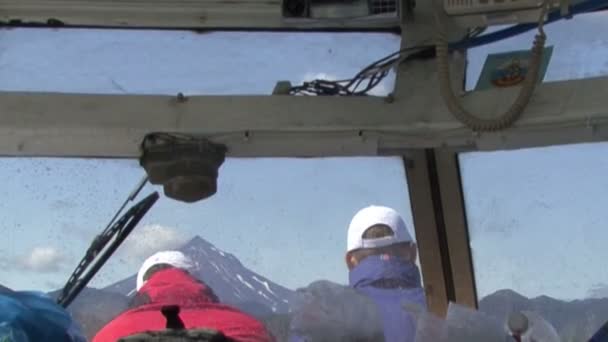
xmin=460 ymin=142 xmax=608 ymax=341
xmin=459 ymin=13 xmax=608 ymax=340
xmin=0 ymin=26 xmax=416 ymax=342
xmin=1 ymin=156 xmax=416 ymax=338
xmin=2 ymin=155 xmax=416 ymax=288
xmin=465 ymin=11 xmax=608 ymax=90
xmin=0 ymin=28 xmax=399 ymax=95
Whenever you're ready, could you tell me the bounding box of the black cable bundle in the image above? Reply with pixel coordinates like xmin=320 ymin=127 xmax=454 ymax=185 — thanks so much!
xmin=289 ymin=45 xmax=435 ymax=96
xmin=288 ymin=25 xmax=490 ymax=97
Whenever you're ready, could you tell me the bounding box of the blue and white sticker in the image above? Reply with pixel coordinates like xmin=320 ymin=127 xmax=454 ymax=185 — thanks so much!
xmin=475 ymin=46 xmax=553 ymax=91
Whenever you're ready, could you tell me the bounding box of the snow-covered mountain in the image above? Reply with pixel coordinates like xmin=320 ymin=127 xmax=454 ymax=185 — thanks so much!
xmin=104 ymin=235 xmax=295 ymax=316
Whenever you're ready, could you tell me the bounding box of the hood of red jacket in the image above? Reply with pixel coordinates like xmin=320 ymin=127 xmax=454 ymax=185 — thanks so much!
xmin=137 ymin=268 xmax=220 ymax=307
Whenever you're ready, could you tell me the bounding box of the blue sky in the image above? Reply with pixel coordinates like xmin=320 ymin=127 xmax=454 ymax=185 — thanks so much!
xmin=1 ymin=12 xmax=608 ymax=301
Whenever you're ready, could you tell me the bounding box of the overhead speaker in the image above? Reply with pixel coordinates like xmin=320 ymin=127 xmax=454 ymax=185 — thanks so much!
xmin=139 ymin=133 xmax=227 ymax=203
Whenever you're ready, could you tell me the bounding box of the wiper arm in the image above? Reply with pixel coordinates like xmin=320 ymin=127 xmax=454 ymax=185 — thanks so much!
xmin=104 ymin=176 xmax=149 ymax=235
xmin=57 ymin=177 xmax=159 ymax=308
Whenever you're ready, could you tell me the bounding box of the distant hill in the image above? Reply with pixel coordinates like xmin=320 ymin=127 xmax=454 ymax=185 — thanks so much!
xmin=48 ymin=287 xmax=129 ymax=340
xmin=479 ymin=289 xmax=608 ymax=341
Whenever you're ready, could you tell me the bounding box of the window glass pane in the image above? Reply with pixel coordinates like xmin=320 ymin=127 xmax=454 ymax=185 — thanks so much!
xmin=0 ymin=28 xmax=418 ymax=339
xmin=460 ymin=142 xmax=608 ymax=341
xmin=466 ymin=12 xmax=608 ymax=90
xmin=0 ymin=29 xmax=399 ymax=95
xmin=1 ymin=156 xmax=417 ymax=338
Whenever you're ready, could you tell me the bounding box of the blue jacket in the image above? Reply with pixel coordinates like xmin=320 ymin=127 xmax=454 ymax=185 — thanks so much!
xmin=349 ymin=255 xmax=426 ymax=342
xmin=0 ymin=289 xmax=86 ymax=342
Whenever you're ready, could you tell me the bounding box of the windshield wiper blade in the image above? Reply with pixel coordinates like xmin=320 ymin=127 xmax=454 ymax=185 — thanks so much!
xmin=79 ymin=176 xmax=150 ymax=263
xmin=57 ymin=182 xmax=159 ymax=308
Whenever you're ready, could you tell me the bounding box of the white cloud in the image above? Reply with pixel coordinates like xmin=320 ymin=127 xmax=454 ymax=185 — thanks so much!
xmin=366 ymin=81 xmax=391 ymax=96
xmin=300 ymin=72 xmax=341 ymax=83
xmin=120 ymin=224 xmax=188 ymax=261
xmin=19 ymin=247 xmax=65 ymax=273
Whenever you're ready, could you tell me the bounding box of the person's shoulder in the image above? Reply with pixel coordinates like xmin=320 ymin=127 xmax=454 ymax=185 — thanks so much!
xmin=93 ymin=304 xmax=168 ymax=341
xmin=197 ymin=302 xmax=268 ymax=321
xmin=208 ymin=307 xmax=275 ymax=342
xmin=184 ymin=304 xmax=275 ymax=341
xmin=95 ymin=303 xmax=274 ymax=342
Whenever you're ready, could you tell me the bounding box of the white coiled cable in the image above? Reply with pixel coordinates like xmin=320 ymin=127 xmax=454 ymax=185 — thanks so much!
xmin=434 ymin=3 xmax=549 ymax=131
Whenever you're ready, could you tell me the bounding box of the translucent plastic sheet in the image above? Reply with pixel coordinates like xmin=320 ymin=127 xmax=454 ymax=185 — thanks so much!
xmin=413 ymin=303 xmax=560 ymax=342
xmin=289 ymin=280 xmax=385 ymax=342
xmin=518 ymin=311 xmax=560 ymax=342
xmin=445 ymin=303 xmax=506 ymax=342
xmin=413 ymin=311 xmax=448 ymax=342
xmin=284 ymin=286 xmax=561 ymax=342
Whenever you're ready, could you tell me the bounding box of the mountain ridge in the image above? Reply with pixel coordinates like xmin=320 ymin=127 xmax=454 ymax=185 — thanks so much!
xmin=479 ymin=289 xmax=608 ymax=341
xmin=104 ymin=235 xmax=296 ymax=315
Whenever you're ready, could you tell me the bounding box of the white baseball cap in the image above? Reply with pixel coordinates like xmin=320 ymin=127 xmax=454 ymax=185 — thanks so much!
xmin=136 ymin=250 xmax=194 ymax=291
xmin=347 ymin=205 xmax=413 ymax=252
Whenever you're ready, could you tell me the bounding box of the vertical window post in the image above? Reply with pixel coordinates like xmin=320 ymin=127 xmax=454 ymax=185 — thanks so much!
xmin=404 ymin=148 xmax=477 ymax=316
xmin=404 ymin=150 xmax=450 ymax=316
xmin=434 ymin=149 xmax=477 ymax=308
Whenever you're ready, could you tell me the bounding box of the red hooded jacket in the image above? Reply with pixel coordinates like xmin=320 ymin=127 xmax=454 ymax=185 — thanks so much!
xmin=93 ymin=268 xmax=275 ymax=342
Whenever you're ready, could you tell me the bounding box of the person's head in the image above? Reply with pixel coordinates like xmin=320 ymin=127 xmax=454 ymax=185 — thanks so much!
xmin=346 ymin=206 xmax=417 ymax=270
xmin=136 ymin=250 xmax=194 ymax=291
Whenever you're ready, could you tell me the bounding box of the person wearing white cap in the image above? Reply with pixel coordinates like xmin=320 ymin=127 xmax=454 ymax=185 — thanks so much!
xmin=94 ymin=250 xmax=276 ymax=342
xmin=346 ymin=205 xmax=417 ymax=269
xmin=287 ymin=206 xmax=426 ymax=342
xmin=346 ymin=205 xmax=426 ymax=342
xmin=135 ymin=250 xmax=194 ymax=292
